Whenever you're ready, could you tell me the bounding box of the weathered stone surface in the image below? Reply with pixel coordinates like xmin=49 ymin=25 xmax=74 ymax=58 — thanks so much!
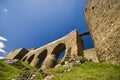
xmin=84 ymin=48 xmax=99 ymax=62
xmin=85 ymin=0 xmax=120 ymax=65
xmin=40 ymin=30 xmax=83 ymax=69
xmin=4 ymin=48 xmax=29 ymax=60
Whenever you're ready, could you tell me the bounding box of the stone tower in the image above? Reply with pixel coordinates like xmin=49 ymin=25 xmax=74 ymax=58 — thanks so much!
xmin=85 ymin=0 xmax=120 ymax=65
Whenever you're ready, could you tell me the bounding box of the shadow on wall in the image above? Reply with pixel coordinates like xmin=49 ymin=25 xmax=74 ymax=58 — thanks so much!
xmin=36 ymin=49 xmax=47 ymax=68
xmin=27 ymin=54 xmax=35 ymax=64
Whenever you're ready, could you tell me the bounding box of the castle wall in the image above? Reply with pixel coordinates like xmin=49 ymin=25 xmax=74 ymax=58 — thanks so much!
xmin=84 ymin=48 xmax=99 ymax=62
xmin=85 ymin=0 xmax=120 ymax=65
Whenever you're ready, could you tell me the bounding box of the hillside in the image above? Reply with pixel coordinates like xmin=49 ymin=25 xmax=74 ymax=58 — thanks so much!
xmin=44 ymin=62 xmax=120 ymax=80
xmin=0 ymin=59 xmax=41 ymax=80
xmin=0 ymin=59 xmax=120 ymax=80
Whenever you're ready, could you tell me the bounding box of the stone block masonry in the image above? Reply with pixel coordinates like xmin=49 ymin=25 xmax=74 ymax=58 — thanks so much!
xmin=84 ymin=48 xmax=99 ymax=62
xmin=85 ymin=0 xmax=120 ymax=65
xmin=5 ymin=48 xmax=29 ymax=60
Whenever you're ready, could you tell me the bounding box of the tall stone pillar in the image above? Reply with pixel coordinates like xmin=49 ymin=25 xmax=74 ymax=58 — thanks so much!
xmin=66 ymin=30 xmax=84 ymax=56
xmin=30 ymin=58 xmax=40 ymax=68
xmin=41 ymin=55 xmax=57 ymax=70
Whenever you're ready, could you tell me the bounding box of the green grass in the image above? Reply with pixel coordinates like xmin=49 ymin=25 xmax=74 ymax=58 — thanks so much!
xmin=0 ymin=60 xmax=120 ymax=80
xmin=45 ymin=62 xmax=120 ymax=80
xmin=0 ymin=60 xmax=42 ymax=80
xmin=46 ymin=66 xmax=68 ymax=74
xmin=0 ymin=60 xmax=22 ymax=80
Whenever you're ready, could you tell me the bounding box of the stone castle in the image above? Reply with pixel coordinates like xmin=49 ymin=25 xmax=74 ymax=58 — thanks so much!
xmin=5 ymin=0 xmax=120 ymax=69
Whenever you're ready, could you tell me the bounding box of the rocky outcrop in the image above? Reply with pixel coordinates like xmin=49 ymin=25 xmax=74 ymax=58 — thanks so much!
xmin=85 ymin=0 xmax=120 ymax=65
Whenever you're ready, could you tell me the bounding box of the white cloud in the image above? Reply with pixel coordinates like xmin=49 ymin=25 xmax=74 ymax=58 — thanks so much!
xmin=0 ymin=41 xmax=5 ymax=48
xmin=0 ymin=36 xmax=8 ymax=54
xmin=4 ymin=9 xmax=8 ymax=12
xmin=0 ymin=56 xmax=4 ymax=59
xmin=0 ymin=48 xmax=7 ymax=53
xmin=0 ymin=36 xmax=8 ymax=41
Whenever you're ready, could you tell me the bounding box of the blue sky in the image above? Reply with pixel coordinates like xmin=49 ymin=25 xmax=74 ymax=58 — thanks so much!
xmin=0 ymin=0 xmax=94 ymax=57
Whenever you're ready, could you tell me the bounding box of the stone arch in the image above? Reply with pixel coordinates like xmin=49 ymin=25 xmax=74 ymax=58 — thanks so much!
xmin=27 ymin=54 xmax=35 ymax=64
xmin=59 ymin=47 xmax=71 ymax=64
xmin=41 ymin=43 xmax=66 ymax=69
xmin=49 ymin=43 xmax=66 ymax=67
xmin=35 ymin=49 xmax=47 ymax=68
xmin=22 ymin=56 xmax=27 ymax=61
xmin=52 ymin=43 xmax=66 ymax=59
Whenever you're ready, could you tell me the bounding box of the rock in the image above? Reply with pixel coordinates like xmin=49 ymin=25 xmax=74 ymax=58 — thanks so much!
xmin=9 ymin=78 xmax=16 ymax=80
xmin=40 ymin=70 xmax=48 ymax=79
xmin=68 ymin=63 xmax=74 ymax=68
xmin=55 ymin=64 xmax=62 ymax=68
xmin=0 ymin=71 xmax=3 ymax=74
xmin=30 ymin=74 xmax=36 ymax=80
xmin=67 ymin=68 xmax=71 ymax=72
xmin=76 ymin=60 xmax=80 ymax=64
xmin=64 ymin=61 xmax=69 ymax=65
xmin=4 ymin=59 xmax=19 ymax=64
xmin=4 ymin=59 xmax=30 ymax=71
xmin=44 ymin=75 xmax=54 ymax=80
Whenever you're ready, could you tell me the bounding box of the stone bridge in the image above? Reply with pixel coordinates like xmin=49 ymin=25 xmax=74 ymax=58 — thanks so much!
xmin=5 ymin=30 xmax=86 ymax=69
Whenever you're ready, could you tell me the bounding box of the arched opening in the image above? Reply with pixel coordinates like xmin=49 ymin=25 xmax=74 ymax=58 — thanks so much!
xmin=22 ymin=57 xmax=27 ymax=61
xmin=36 ymin=49 xmax=47 ymax=68
xmin=57 ymin=50 xmax=65 ymax=63
xmin=27 ymin=54 xmax=35 ymax=64
xmin=51 ymin=43 xmax=66 ymax=67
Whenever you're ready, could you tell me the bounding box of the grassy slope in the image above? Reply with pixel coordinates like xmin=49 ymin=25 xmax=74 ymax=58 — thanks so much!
xmin=0 ymin=60 xmax=22 ymax=80
xmin=46 ymin=62 xmax=120 ymax=80
xmin=0 ymin=60 xmax=41 ymax=80
xmin=0 ymin=60 xmax=120 ymax=80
